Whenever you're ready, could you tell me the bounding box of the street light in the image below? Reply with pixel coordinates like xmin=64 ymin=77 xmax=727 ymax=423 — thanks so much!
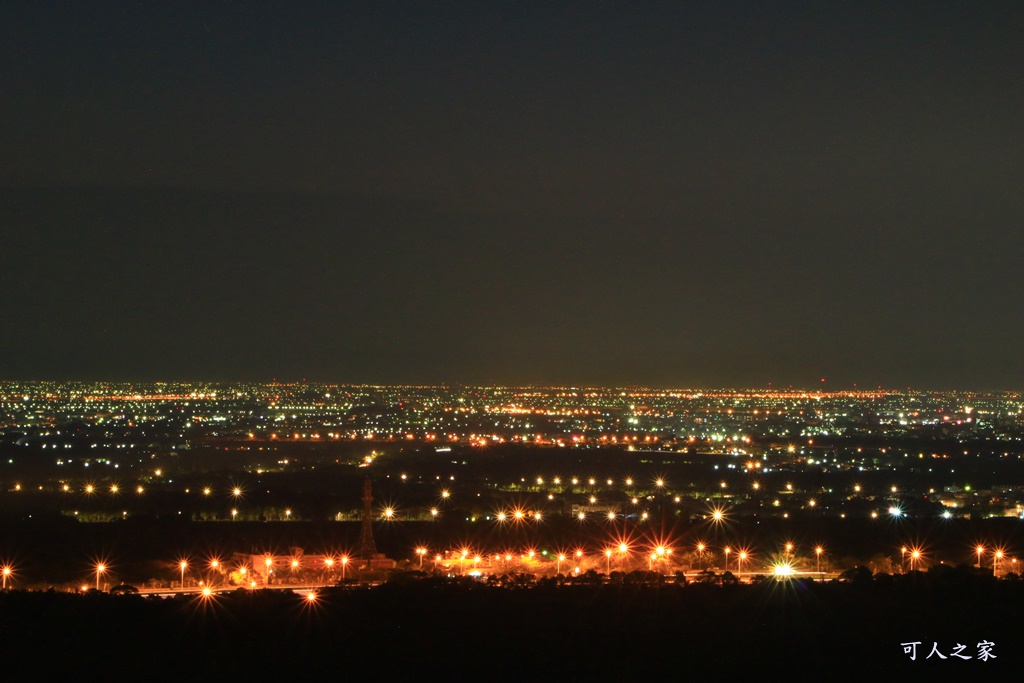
xmin=180 ymin=560 xmax=188 ymax=590
xmin=416 ymin=547 xmax=427 ymax=569
xmin=976 ymin=545 xmax=985 ymax=568
xmin=557 ymin=554 xmax=566 ymax=575
xmin=1 ymin=566 xmax=11 ymax=590
xmin=901 ymin=546 xmax=907 ymax=573
xmin=605 ymin=549 xmax=613 ymax=575
xmin=911 ymin=549 xmax=922 ymax=571
xmin=96 ymin=563 xmax=106 ymax=591
xmin=724 ymin=547 xmax=731 ymax=573
xmin=341 ymin=556 xmax=349 ymax=582
xmin=323 ymin=556 xmax=335 ymax=581
xmin=816 ymin=546 xmax=824 ymax=575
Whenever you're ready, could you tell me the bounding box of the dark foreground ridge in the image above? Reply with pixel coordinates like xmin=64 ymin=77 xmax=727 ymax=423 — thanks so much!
xmin=3 ymin=571 xmax=1017 ymax=678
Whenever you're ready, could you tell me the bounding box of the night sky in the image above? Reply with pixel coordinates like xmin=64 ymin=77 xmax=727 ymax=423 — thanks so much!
xmin=3 ymin=2 xmax=1023 ymax=388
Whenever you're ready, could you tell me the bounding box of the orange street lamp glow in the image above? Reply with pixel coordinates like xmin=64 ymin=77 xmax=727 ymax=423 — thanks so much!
xmin=1 ymin=566 xmax=11 ymax=590
xmin=773 ymin=563 xmax=794 ymax=578
xmin=95 ymin=563 xmax=106 ymax=590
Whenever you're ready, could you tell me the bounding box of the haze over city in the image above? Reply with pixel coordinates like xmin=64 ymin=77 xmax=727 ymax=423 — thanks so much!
xmin=4 ymin=1 xmax=1024 ymax=388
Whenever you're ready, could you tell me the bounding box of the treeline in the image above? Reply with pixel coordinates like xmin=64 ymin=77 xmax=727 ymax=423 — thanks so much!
xmin=2 ymin=567 xmax=1018 ymax=676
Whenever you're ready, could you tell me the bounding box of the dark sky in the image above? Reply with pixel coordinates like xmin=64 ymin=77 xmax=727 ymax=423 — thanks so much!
xmin=3 ymin=1 xmax=1023 ymax=388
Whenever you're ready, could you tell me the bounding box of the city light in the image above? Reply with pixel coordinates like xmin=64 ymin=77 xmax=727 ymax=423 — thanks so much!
xmin=773 ymin=563 xmax=794 ymax=578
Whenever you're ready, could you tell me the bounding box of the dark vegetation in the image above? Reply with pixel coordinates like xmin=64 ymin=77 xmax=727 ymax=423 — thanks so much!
xmin=1 ymin=568 xmax=1017 ymax=677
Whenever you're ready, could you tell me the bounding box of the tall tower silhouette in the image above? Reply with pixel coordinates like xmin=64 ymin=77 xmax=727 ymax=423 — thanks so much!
xmin=360 ymin=476 xmax=377 ymax=559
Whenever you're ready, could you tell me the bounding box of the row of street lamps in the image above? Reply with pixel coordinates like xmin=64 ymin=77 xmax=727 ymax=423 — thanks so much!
xmin=3 ymin=541 xmax=1017 ymax=592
